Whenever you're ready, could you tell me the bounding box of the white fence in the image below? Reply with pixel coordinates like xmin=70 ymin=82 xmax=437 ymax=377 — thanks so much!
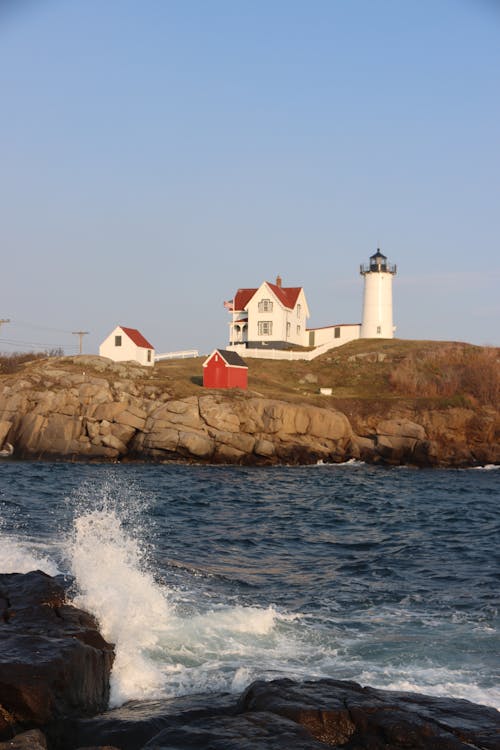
xmin=229 ymin=338 xmax=351 ymax=361
xmin=155 ymin=349 xmax=199 ymax=361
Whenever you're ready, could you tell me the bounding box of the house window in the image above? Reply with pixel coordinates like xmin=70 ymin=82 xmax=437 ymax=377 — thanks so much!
xmin=115 ymin=335 xmax=122 ymax=347
xmin=296 ymin=325 xmax=301 ymax=335
xmin=258 ymin=321 xmax=273 ymax=336
xmin=147 ymin=350 xmax=152 ymax=362
xmin=377 ymin=326 xmax=382 ymax=334
xmin=297 ymin=304 xmax=301 ymax=317
xmin=286 ymin=322 xmax=291 ymax=337
xmin=334 ymin=326 xmax=341 ymax=339
xmin=258 ymin=299 xmax=273 ymax=313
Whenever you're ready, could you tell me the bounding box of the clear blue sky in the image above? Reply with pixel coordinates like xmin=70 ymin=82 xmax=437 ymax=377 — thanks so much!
xmin=1 ymin=0 xmax=499 ymax=355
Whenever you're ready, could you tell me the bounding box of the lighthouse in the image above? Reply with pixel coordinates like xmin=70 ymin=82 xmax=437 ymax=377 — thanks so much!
xmin=360 ymin=249 xmax=397 ymax=338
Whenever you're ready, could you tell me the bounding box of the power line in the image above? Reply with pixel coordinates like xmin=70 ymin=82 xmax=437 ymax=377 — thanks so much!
xmin=0 ymin=337 xmax=78 ymax=350
xmin=11 ymin=319 xmax=75 ymax=334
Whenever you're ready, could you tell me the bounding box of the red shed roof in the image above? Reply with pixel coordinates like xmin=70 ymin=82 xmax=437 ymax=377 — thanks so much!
xmin=203 ymin=349 xmax=247 ymax=368
xmin=233 ymin=282 xmax=302 ymax=311
xmin=119 ymin=326 xmax=154 ymax=349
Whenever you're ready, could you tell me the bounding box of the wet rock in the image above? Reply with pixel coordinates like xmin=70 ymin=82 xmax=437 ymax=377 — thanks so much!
xmin=0 ymin=572 xmax=114 ymax=738
xmin=239 ymin=678 xmax=500 ymax=749
xmin=0 ymin=728 xmax=47 ymax=749
xmin=62 ymin=695 xmax=237 ymax=750
xmin=142 ymin=712 xmax=326 ymax=749
xmin=61 ymin=679 xmax=500 ymax=749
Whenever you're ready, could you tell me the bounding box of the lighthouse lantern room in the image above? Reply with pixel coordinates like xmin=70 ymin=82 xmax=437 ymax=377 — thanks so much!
xmin=360 ymin=249 xmax=397 ymax=339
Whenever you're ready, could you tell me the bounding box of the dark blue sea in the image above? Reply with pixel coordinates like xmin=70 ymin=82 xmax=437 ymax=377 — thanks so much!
xmin=0 ymin=461 xmax=499 ymax=710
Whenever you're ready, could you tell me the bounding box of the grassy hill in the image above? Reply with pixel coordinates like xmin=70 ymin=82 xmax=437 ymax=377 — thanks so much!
xmin=1 ymin=339 xmax=498 ymax=414
xmin=150 ymin=339 xmax=499 ymax=410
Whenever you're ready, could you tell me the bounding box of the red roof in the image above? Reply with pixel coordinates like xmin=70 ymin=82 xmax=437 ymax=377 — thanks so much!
xmin=267 ymin=282 xmax=302 ymax=309
xmin=233 ymin=282 xmax=302 ymax=311
xmin=120 ymin=326 xmax=154 ymax=349
xmin=234 ymin=288 xmax=258 ymax=311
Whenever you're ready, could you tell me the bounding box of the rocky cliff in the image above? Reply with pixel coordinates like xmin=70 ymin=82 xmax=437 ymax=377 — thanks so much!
xmin=0 ymin=355 xmax=498 ymax=467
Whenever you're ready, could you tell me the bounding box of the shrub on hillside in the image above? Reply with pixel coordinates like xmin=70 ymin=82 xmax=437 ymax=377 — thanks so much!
xmin=388 ymin=345 xmax=499 ymax=406
xmin=0 ymin=349 xmax=64 ymax=375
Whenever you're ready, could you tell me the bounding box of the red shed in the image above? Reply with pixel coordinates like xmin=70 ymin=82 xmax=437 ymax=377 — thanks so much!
xmin=203 ymin=349 xmax=248 ymax=389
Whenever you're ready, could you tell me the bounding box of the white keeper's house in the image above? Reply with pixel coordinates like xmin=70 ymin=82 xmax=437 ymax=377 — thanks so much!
xmin=226 ymin=276 xmax=309 ymax=350
xmin=224 ymin=250 xmax=397 ymax=360
xmin=99 ymin=325 xmax=155 ymax=366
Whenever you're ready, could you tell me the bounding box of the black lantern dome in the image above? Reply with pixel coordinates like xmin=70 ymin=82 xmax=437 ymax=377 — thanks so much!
xmin=360 ymin=249 xmax=396 ymax=275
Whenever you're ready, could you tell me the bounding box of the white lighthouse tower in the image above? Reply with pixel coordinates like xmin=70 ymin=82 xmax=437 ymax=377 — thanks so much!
xmin=360 ymin=249 xmax=397 ymax=338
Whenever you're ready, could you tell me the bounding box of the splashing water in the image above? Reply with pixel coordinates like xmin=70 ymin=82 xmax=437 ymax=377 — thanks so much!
xmin=66 ymin=506 xmax=295 ymax=705
xmin=69 ymin=508 xmax=171 ymax=705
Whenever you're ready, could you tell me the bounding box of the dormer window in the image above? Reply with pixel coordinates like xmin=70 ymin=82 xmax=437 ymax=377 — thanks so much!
xmin=258 ymin=299 xmax=273 ymax=313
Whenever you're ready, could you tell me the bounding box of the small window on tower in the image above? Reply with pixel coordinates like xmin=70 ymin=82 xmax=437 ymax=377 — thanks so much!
xmin=147 ymin=350 xmax=152 ymax=362
xmin=334 ymin=327 xmax=341 ymax=339
xmin=115 ymin=335 xmax=122 ymax=347
xmin=377 ymin=326 xmax=381 ymax=334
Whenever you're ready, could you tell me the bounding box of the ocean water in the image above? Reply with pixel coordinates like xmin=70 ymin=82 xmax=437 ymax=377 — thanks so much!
xmin=0 ymin=461 xmax=499 ymax=711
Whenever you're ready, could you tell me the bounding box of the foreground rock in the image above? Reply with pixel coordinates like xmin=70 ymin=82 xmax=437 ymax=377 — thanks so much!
xmin=60 ymin=679 xmax=500 ymax=750
xmin=0 ymin=571 xmax=114 ymax=741
xmin=0 ymin=355 xmax=498 ymax=467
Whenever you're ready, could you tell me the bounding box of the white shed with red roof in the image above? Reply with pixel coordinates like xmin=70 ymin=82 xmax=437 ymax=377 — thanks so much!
xmin=99 ymin=325 xmax=155 ymax=366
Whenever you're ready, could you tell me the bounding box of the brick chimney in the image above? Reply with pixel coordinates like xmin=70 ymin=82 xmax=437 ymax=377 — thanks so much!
xmin=276 ymin=274 xmax=282 ymax=288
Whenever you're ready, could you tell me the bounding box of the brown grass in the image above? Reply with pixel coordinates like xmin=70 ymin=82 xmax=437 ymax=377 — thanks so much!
xmin=0 ymin=349 xmax=64 ymax=374
xmin=388 ymin=344 xmax=499 ymax=406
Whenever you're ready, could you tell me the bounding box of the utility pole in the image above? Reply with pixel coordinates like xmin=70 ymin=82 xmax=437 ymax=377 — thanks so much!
xmin=72 ymin=330 xmax=89 ymax=355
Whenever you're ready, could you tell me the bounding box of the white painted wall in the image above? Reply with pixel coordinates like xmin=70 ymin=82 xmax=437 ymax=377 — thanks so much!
xmin=360 ymin=272 xmax=394 ymax=338
xmin=99 ymin=326 xmax=155 ymax=366
xmin=309 ymin=324 xmax=361 ymax=348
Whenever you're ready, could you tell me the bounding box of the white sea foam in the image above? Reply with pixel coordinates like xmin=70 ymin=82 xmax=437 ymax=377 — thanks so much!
xmin=0 ymin=533 xmax=60 ymax=576
xmin=358 ymin=665 xmax=500 ymax=711
xmin=469 ymin=464 xmax=500 ymax=471
xmin=314 ymin=458 xmax=365 ymax=467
